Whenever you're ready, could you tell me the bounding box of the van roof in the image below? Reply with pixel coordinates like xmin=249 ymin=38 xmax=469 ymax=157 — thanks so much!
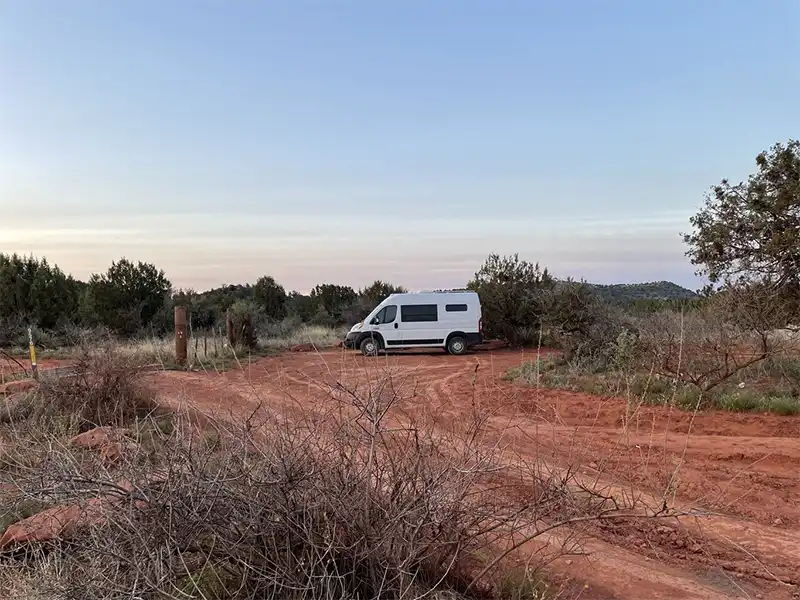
xmin=403 ymin=289 xmax=477 ymax=294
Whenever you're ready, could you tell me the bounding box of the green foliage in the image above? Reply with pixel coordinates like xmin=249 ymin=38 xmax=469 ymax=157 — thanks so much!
xmin=84 ymin=258 xmax=172 ymax=336
xmin=0 ymin=248 xmax=405 ymax=347
xmin=611 ymin=328 xmax=639 ymax=371
xmin=715 ymin=391 xmax=800 ymax=416
xmin=309 ymin=283 xmax=358 ymax=325
xmin=467 ymin=253 xmax=555 ymax=344
xmin=0 ymin=253 xmax=81 ymax=332
xmin=172 ymin=284 xmax=252 ymax=331
xmin=226 ymin=299 xmax=258 ymax=349
xmin=589 ymin=281 xmax=699 ymax=304
xmin=286 ymin=291 xmax=315 ymax=322
xmin=502 ymin=356 xmax=559 ymax=385
xmin=358 ymin=280 xmax=407 ymax=307
xmin=252 ymin=275 xmax=287 ymax=320
xmin=337 ymin=280 xmax=409 ymax=325
xmin=468 ymin=255 xmax=630 ymax=362
xmin=540 ymin=279 xmax=629 ymax=367
xmin=626 ymin=297 xmax=706 ymax=315
xmin=683 ymin=139 xmax=800 ymax=320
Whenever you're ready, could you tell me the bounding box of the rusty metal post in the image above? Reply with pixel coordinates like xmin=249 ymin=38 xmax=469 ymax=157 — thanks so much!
xmin=174 ymin=306 xmax=188 ymax=366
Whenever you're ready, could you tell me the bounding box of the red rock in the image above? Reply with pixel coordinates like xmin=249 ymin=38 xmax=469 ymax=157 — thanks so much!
xmin=70 ymin=427 xmax=138 ymax=464
xmin=0 ymin=499 xmax=107 ymax=548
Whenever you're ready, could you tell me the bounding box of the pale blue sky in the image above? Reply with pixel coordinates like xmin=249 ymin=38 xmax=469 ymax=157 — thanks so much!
xmin=2 ymin=1 xmax=798 ymax=292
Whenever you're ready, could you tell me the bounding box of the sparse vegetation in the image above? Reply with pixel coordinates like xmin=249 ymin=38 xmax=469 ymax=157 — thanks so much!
xmin=504 ymin=349 xmax=800 ymax=415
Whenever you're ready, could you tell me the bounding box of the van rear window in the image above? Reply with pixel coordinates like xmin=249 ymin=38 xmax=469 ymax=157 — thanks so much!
xmin=400 ymin=304 xmax=438 ymax=322
xmin=445 ymin=304 xmax=468 ymax=312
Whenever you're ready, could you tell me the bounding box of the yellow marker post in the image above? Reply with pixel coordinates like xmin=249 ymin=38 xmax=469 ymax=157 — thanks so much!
xmin=28 ymin=327 xmax=38 ymax=380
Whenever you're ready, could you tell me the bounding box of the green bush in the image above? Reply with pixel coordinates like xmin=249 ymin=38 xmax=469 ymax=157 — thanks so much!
xmin=468 ymin=253 xmax=555 ymax=344
xmin=83 ymin=259 xmax=171 ymax=336
xmin=714 ymin=391 xmax=800 ymax=415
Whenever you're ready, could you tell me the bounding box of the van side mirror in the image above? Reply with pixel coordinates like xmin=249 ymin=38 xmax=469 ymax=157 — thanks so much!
xmin=370 ymin=317 xmax=379 ymax=325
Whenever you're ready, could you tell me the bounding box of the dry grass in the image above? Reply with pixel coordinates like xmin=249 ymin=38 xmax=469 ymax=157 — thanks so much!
xmin=504 ymin=355 xmax=800 ymax=415
xmin=1 ymin=324 xmax=345 ymax=373
xmin=102 ymin=325 xmax=344 ymax=364
xmin=257 ymin=324 xmax=346 ymax=350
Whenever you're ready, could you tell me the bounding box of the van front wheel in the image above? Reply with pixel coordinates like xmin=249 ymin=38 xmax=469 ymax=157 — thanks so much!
xmin=360 ymin=336 xmax=380 ymax=357
xmin=447 ymin=336 xmax=467 ymax=355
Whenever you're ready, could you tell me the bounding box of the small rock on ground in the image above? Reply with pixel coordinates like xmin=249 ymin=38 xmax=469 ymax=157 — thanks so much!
xmin=70 ymin=426 xmax=138 ymax=464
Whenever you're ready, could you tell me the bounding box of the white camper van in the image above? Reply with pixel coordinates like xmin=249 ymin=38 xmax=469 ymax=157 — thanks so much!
xmin=343 ymin=290 xmax=483 ymax=356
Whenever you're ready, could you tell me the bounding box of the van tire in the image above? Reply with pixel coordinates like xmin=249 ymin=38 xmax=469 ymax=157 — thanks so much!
xmin=446 ymin=335 xmax=467 ymax=356
xmin=360 ymin=336 xmax=381 ymax=357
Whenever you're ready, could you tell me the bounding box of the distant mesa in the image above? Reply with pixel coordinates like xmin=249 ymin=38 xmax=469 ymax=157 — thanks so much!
xmin=586 ymin=281 xmax=699 ymax=303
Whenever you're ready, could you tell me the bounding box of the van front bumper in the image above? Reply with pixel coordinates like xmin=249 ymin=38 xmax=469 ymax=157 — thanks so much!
xmin=343 ymin=332 xmax=358 ymax=349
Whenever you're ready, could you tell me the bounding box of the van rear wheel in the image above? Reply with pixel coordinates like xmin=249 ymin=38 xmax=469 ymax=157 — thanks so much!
xmin=447 ymin=336 xmax=467 ymax=355
xmin=360 ymin=336 xmax=380 ymax=357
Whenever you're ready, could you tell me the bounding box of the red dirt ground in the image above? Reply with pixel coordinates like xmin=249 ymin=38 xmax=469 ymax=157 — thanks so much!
xmin=0 ymin=356 xmax=73 ymax=381
xmin=144 ymin=349 xmax=800 ymax=600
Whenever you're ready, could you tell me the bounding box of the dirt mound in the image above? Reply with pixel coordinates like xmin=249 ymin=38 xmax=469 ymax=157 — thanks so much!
xmin=289 ymin=343 xmax=317 ymax=352
xmin=472 ymin=339 xmax=509 ymax=351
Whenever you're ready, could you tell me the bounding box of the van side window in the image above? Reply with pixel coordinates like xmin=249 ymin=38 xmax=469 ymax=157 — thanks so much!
xmin=373 ymin=305 xmax=397 ymax=324
xmin=378 ymin=304 xmax=397 ymax=323
xmin=400 ymin=304 xmax=438 ymax=322
xmin=445 ymin=303 xmax=468 ymax=312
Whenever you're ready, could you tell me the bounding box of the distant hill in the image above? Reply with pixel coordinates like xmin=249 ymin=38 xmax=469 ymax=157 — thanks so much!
xmin=587 ymin=281 xmax=699 ymax=304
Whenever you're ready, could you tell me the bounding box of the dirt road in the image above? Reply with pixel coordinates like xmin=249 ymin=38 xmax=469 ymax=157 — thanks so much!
xmin=146 ymin=349 xmax=800 ymax=600
xmin=1 ymin=356 xmax=73 ymax=382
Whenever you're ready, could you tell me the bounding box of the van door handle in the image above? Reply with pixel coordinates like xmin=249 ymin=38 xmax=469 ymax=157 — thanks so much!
xmin=394 ymin=323 xmax=398 ymax=328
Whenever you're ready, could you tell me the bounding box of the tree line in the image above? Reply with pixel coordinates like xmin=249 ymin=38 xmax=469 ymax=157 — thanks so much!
xmin=0 ymin=255 xmax=411 ymax=346
xmin=0 ymin=248 xmax=662 ymax=350
xmin=2 ymin=138 xmax=798 ymax=351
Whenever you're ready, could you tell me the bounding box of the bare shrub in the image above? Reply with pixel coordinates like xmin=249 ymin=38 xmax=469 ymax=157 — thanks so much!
xmin=636 ymin=287 xmax=795 ymax=393
xmin=28 ymin=343 xmax=156 ymax=430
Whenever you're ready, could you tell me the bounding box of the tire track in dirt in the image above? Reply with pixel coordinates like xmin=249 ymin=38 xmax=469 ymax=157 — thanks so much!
xmin=146 ymin=350 xmax=800 ymax=600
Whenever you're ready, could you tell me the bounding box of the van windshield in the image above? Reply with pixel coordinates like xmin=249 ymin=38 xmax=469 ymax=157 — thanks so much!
xmin=372 ymin=305 xmax=397 ymax=324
